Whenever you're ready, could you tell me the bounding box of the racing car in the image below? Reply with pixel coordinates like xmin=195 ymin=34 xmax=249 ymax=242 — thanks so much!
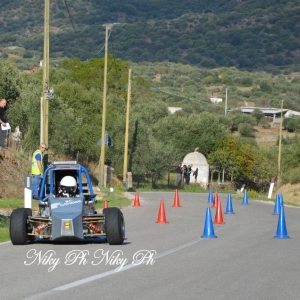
xmin=9 ymin=161 xmax=125 ymax=245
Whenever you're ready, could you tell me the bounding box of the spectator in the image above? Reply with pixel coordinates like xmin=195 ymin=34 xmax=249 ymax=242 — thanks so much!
xmin=176 ymin=163 xmax=183 ymax=186
xmin=185 ymin=164 xmax=193 ymax=185
xmin=105 ymin=161 xmax=114 ymax=187
xmin=193 ymin=168 xmax=199 ymax=183
xmin=31 ymin=143 xmax=48 ymax=199
xmin=0 ymin=99 xmax=7 ymax=148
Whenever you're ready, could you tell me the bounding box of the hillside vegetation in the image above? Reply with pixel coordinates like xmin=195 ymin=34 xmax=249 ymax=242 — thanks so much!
xmin=1 ymin=56 xmax=300 ymax=193
xmin=0 ymin=0 xmax=299 ymax=73
xmin=1 ymin=1 xmax=300 ymax=193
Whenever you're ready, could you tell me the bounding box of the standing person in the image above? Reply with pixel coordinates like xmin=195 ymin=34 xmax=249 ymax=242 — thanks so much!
xmin=185 ymin=164 xmax=193 ymax=185
xmin=0 ymin=99 xmax=7 ymax=148
xmin=193 ymin=167 xmax=199 ymax=183
xmin=106 ymin=164 xmax=114 ymax=187
xmin=31 ymin=143 xmax=48 ymax=199
xmin=105 ymin=159 xmax=114 ymax=187
xmin=176 ymin=163 xmax=183 ymax=186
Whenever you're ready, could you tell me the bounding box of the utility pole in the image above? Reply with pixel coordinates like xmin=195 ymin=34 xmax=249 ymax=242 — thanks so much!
xmin=41 ymin=0 xmax=50 ymax=145
xmin=225 ymin=88 xmax=228 ymax=115
xmin=99 ymin=25 xmax=109 ymax=187
xmin=277 ymin=100 xmax=284 ymax=188
xmin=123 ymin=68 xmax=132 ymax=184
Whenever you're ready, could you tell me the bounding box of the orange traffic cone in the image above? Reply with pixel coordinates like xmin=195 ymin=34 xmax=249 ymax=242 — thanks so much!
xmin=172 ymin=189 xmax=181 ymax=207
xmin=103 ymin=200 xmax=108 ymax=208
xmin=133 ymin=190 xmax=141 ymax=207
xmin=156 ymin=200 xmax=168 ymax=223
xmin=211 ymin=191 xmax=218 ymax=208
xmin=213 ymin=198 xmax=225 ymax=224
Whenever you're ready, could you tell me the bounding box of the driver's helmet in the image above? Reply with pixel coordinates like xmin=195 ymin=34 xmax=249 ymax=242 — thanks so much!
xmin=57 ymin=176 xmax=77 ymax=197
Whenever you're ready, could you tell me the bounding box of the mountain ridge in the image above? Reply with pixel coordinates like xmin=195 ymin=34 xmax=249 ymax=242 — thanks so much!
xmin=0 ymin=0 xmax=299 ymax=72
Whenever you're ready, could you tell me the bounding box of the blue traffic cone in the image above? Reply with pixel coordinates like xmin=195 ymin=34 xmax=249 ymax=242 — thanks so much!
xmin=241 ymin=189 xmax=249 ymax=205
xmin=279 ymin=191 xmax=284 ymax=206
xmin=274 ymin=205 xmax=290 ymax=239
xmin=207 ymin=189 xmax=214 ymax=203
xmin=272 ymin=193 xmax=280 ymax=215
xmin=201 ymin=208 xmax=217 ymax=238
xmin=225 ymin=193 xmax=235 ymax=214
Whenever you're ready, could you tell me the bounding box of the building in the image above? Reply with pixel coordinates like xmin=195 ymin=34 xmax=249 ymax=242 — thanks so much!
xmin=182 ymin=148 xmax=209 ymax=187
xmin=167 ymin=107 xmax=182 ymax=114
xmin=239 ymin=106 xmax=300 ymax=124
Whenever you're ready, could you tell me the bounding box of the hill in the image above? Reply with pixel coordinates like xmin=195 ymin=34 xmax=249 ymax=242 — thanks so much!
xmin=0 ymin=148 xmax=30 ymax=199
xmin=0 ymin=0 xmax=299 ymax=72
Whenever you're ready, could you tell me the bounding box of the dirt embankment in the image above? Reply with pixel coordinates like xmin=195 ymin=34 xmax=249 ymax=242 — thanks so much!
xmin=0 ymin=148 xmax=30 ymax=199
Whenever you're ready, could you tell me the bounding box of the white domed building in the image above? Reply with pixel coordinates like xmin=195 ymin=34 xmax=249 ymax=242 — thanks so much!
xmin=182 ymin=148 xmax=209 ymax=186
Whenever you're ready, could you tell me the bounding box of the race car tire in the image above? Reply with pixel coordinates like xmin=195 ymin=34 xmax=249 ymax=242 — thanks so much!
xmin=104 ymin=207 xmax=125 ymax=245
xmin=25 ymin=208 xmax=32 ymax=216
xmin=10 ymin=208 xmax=31 ymax=245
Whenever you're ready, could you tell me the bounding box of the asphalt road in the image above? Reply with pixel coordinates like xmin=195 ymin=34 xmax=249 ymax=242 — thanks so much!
xmin=1 ymin=192 xmax=300 ymax=300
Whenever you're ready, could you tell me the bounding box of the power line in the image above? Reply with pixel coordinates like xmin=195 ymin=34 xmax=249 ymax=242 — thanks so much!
xmin=131 ymin=70 xmax=209 ymax=104
xmin=95 ymin=28 xmax=112 ymax=55
xmin=63 ymin=0 xmax=81 ymax=45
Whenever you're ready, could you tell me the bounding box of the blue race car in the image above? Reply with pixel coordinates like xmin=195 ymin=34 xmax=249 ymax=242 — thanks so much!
xmin=10 ymin=161 xmax=125 ymax=245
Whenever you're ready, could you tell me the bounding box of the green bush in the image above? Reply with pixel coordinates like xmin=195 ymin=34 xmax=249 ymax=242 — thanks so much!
xmin=247 ymin=189 xmax=258 ymax=199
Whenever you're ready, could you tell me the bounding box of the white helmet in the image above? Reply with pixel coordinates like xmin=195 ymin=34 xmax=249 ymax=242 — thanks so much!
xmin=59 ymin=176 xmax=77 ymax=196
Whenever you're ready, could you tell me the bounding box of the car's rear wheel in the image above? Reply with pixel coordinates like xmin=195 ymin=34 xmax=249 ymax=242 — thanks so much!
xmin=10 ymin=208 xmax=31 ymax=245
xmin=104 ymin=207 xmax=125 ymax=245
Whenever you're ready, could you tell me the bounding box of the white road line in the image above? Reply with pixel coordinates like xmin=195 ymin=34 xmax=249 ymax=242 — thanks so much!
xmin=23 ymin=235 xmax=214 ymax=300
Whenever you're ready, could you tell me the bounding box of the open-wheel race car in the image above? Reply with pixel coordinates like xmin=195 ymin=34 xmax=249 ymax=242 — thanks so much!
xmin=9 ymin=161 xmax=125 ymax=245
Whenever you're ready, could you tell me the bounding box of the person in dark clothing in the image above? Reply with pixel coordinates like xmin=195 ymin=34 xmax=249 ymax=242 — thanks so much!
xmin=193 ymin=168 xmax=199 ymax=183
xmin=0 ymin=99 xmax=7 ymax=148
xmin=176 ymin=163 xmax=183 ymax=186
xmin=184 ymin=164 xmax=193 ymax=185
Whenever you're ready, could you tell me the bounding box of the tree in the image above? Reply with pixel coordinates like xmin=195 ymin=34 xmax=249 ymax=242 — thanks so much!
xmin=227 ymin=110 xmax=256 ymax=132
xmin=251 ymin=108 xmax=265 ymax=125
xmin=59 ymin=56 xmax=129 ymax=98
xmin=238 ymin=123 xmax=255 ymax=138
xmin=0 ymin=60 xmax=22 ymax=106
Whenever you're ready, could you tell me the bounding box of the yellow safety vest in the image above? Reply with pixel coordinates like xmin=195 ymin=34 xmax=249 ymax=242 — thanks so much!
xmin=31 ymin=149 xmax=43 ymax=175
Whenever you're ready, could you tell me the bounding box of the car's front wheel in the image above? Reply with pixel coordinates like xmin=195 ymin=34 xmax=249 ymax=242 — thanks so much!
xmin=10 ymin=208 xmax=31 ymax=245
xmin=104 ymin=207 xmax=125 ymax=245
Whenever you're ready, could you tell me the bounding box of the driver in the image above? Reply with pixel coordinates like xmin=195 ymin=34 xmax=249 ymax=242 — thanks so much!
xmin=56 ymin=176 xmax=77 ymax=198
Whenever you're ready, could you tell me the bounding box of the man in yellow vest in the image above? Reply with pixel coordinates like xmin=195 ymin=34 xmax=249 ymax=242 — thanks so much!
xmin=31 ymin=143 xmax=48 ymax=199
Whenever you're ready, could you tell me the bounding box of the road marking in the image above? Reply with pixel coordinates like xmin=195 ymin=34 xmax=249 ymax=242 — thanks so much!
xmin=23 ymin=236 xmax=213 ymax=299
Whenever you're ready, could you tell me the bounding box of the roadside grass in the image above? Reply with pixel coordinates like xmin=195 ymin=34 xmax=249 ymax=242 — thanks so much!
xmin=95 ymin=187 xmax=132 ymax=210
xmin=0 ymin=215 xmax=9 ymax=243
xmin=0 ymin=199 xmax=39 ymax=210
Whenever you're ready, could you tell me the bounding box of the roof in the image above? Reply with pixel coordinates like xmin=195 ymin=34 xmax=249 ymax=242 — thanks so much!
xmin=183 ymin=151 xmax=208 ymax=165
xmin=239 ymin=107 xmax=289 ymax=115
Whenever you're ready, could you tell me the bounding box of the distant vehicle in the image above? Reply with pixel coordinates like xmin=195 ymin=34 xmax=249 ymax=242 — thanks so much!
xmin=10 ymin=161 xmax=125 ymax=245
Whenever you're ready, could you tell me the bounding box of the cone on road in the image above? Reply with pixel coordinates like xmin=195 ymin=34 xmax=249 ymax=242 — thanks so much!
xmin=214 ymin=198 xmax=225 ymax=224
xmin=225 ymin=193 xmax=235 ymax=214
xmin=274 ymin=205 xmax=290 ymax=239
xmin=241 ymin=189 xmax=249 ymax=205
xmin=103 ymin=199 xmax=108 ymax=209
xmin=207 ymin=189 xmax=214 ymax=204
xmin=133 ymin=190 xmax=141 ymax=207
xmin=211 ymin=191 xmax=218 ymax=208
xmin=201 ymin=208 xmax=217 ymax=238
xmin=156 ymin=200 xmax=168 ymax=224
xmin=172 ymin=189 xmax=181 ymax=207
xmin=272 ymin=193 xmax=280 ymax=215
xmin=279 ymin=191 xmax=284 ymax=206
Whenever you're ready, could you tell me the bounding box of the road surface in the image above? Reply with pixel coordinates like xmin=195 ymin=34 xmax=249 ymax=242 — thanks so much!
xmin=1 ymin=192 xmax=300 ymax=300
